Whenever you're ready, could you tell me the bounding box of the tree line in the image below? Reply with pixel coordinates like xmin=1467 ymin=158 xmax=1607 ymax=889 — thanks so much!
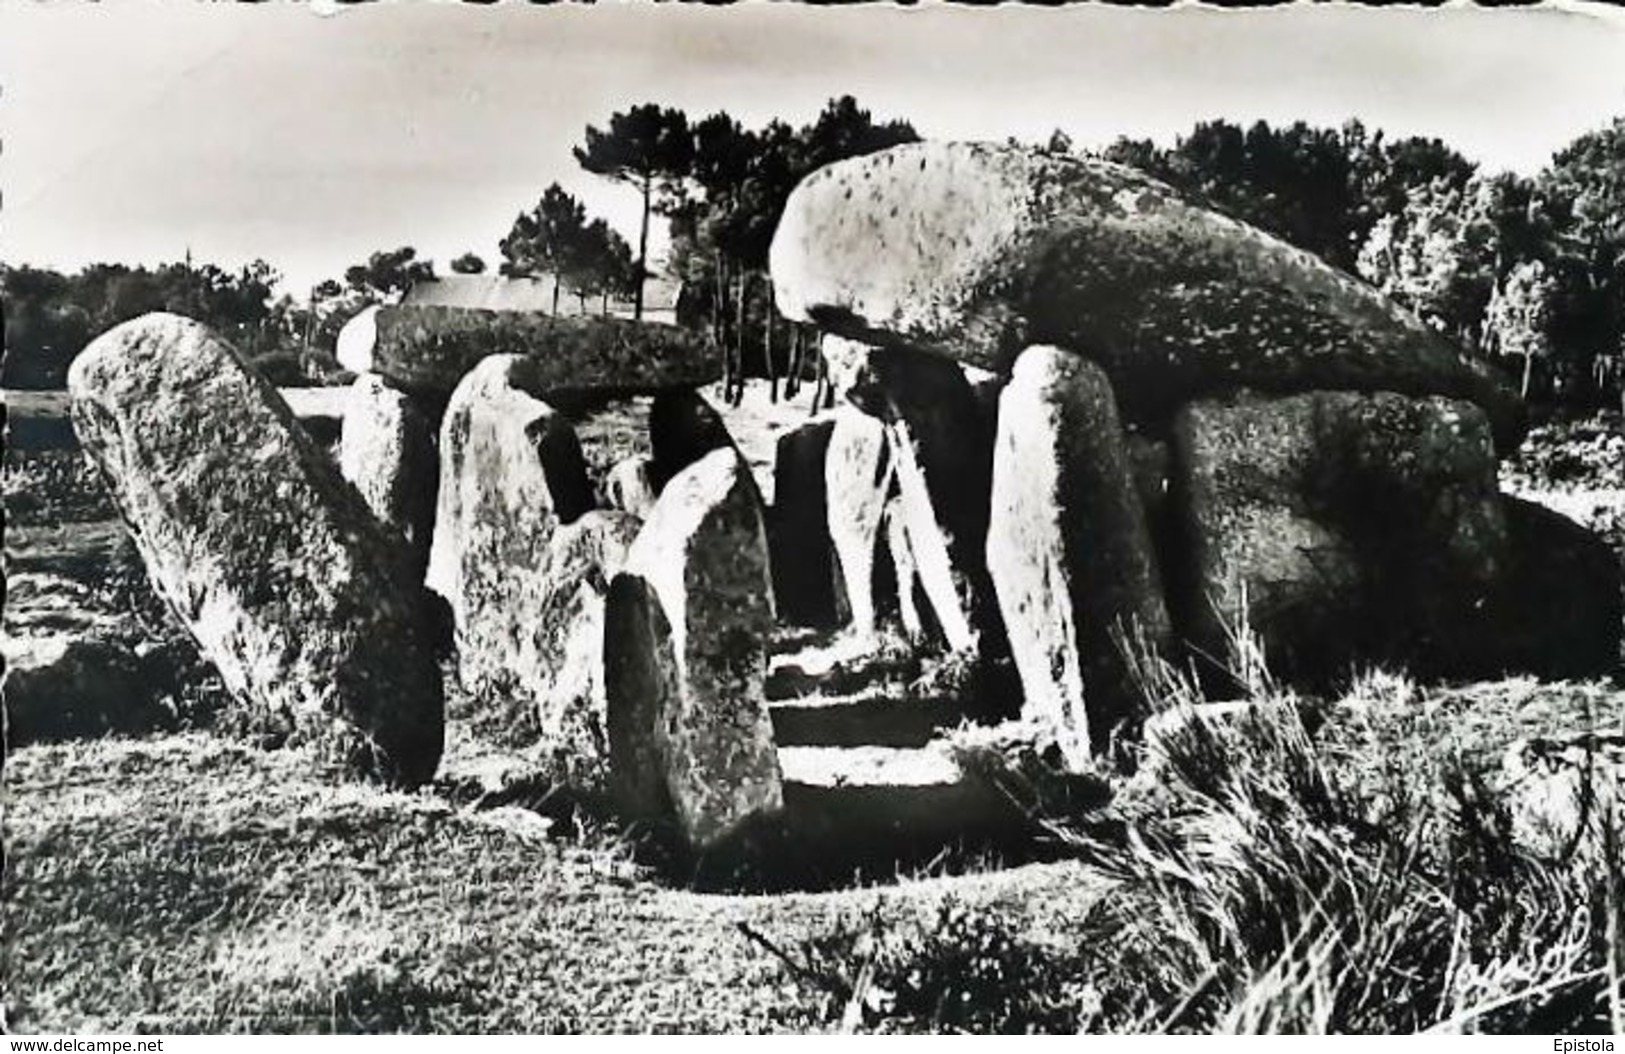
xmin=5 ymin=105 xmax=1621 ymax=412
xmin=1099 ymin=117 xmax=1625 ymax=406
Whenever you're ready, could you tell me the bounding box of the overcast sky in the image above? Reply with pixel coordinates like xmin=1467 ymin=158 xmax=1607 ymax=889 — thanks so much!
xmin=3 ymin=1 xmax=1623 ymax=294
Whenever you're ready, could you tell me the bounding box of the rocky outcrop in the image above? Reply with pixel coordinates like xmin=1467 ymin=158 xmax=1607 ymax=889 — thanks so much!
xmin=339 ymin=373 xmax=438 ymax=575
xmin=604 ymin=449 xmax=783 ymax=853
xmin=987 ymin=347 xmax=1171 ymax=764
xmin=770 ymin=141 xmax=1524 ymax=451
xmin=68 ymin=313 xmax=444 ymax=786
xmin=354 ymin=305 xmax=719 ymax=399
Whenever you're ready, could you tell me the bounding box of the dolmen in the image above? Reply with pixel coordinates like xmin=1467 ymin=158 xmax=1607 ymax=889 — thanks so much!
xmin=62 ymin=140 xmax=1621 ymax=861
xmin=768 ymin=140 xmax=1620 ymax=769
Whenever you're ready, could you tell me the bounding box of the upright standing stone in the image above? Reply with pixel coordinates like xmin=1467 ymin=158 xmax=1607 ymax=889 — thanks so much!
xmin=1490 ymin=498 xmax=1622 ymax=679
xmin=340 ymin=373 xmax=439 ymax=576
xmin=425 ymin=354 xmax=596 ymax=718
xmin=67 ymin=313 xmax=443 ymax=786
xmin=770 ymin=420 xmax=840 ymax=627
xmin=605 ymin=448 xmax=783 ymax=853
xmin=820 ymin=334 xmax=881 ymax=406
xmin=824 ymin=405 xmax=896 ymax=641
xmin=526 ymin=510 xmax=644 ymax=774
xmin=986 ymin=347 xmax=1171 ymax=764
xmin=851 ymin=346 xmax=1000 ymax=656
xmin=334 ymin=305 xmax=381 ymax=376
xmin=1171 ymin=390 xmax=1507 ymax=685
xmin=883 ymin=492 xmax=934 ymax=644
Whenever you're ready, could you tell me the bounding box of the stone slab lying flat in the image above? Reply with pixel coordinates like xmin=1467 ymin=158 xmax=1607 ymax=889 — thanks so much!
xmin=777 ymin=744 xmax=1018 ymax=848
xmin=769 ymin=693 xmax=968 ymax=750
xmin=348 ymin=305 xmax=720 ymax=398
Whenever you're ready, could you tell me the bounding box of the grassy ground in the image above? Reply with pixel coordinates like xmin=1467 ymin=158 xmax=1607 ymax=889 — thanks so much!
xmin=1 ymin=734 xmax=1106 ymax=1033
xmin=4 ymin=385 xmax=1623 ymax=1033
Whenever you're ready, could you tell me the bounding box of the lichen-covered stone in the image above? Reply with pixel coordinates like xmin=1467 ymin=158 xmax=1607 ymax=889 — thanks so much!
xmin=525 ymin=510 xmax=643 ymax=776
xmin=604 ymin=448 xmax=783 ymax=853
xmin=824 ymin=405 xmax=897 ymax=640
xmin=425 ymin=355 xmax=595 ymax=716
xmin=771 ymin=141 xmax=1524 ymax=451
xmin=1170 ymin=389 xmax=1507 ymax=685
xmin=67 ymin=313 xmax=443 ymax=786
xmin=769 ymin=420 xmax=841 ymax=628
xmin=357 ymin=305 xmax=720 ymax=398
xmin=987 ymin=348 xmax=1171 ymax=764
xmin=850 ymin=346 xmax=1001 ymax=656
xmin=339 ymin=373 xmax=438 ymax=576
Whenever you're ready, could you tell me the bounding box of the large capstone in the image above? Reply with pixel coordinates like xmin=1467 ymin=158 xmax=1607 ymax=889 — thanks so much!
xmin=771 ymin=141 xmax=1524 ymax=451
xmin=604 ymin=448 xmax=783 ymax=854
xmin=339 ymin=373 xmax=439 ymax=576
xmin=67 ymin=313 xmax=444 ymax=786
xmin=987 ymin=347 xmax=1172 ymax=764
xmin=350 ymin=305 xmax=720 ymax=399
xmin=1170 ymin=389 xmax=1508 ymax=686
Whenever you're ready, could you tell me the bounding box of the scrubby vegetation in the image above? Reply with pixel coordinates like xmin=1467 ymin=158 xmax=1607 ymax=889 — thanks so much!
xmin=1503 ymin=410 xmax=1625 ymax=557
xmin=760 ymin=668 xmax=1625 ymax=1034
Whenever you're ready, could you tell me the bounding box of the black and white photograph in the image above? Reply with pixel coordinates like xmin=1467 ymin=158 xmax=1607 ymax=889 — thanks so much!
xmin=3 ymin=0 xmax=1625 ymax=1035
